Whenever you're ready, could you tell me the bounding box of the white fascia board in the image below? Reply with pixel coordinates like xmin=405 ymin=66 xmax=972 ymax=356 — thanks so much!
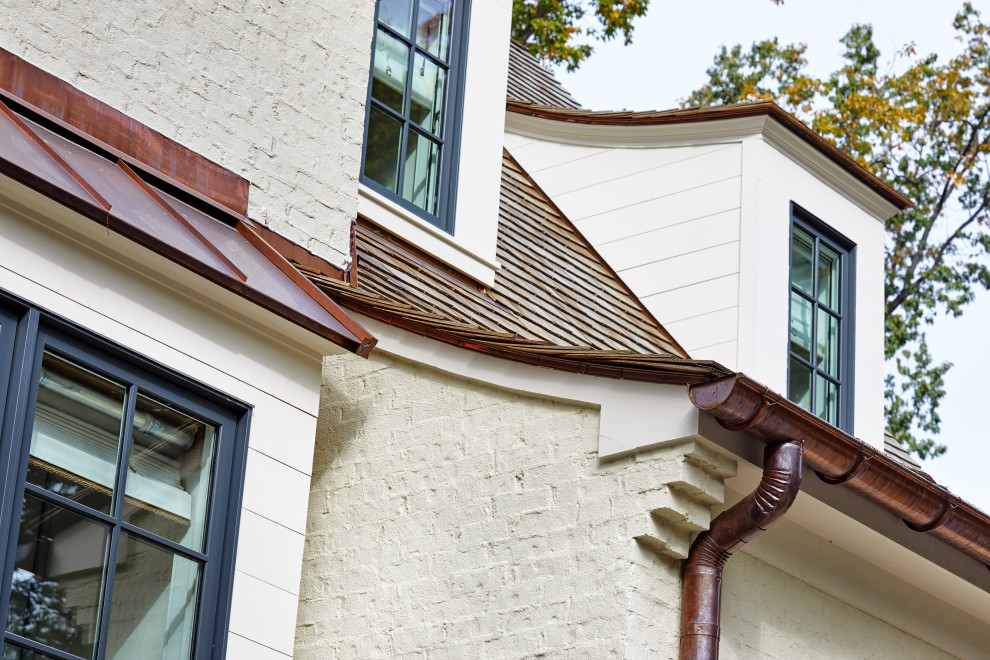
xmin=504 ymin=111 xmax=902 ymax=222
xmin=356 ymin=314 xmax=703 ymax=458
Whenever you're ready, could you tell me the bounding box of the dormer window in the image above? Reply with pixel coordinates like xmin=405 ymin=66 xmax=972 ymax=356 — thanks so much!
xmin=788 ymin=205 xmax=855 ymax=430
xmin=362 ymin=0 xmax=466 ymax=233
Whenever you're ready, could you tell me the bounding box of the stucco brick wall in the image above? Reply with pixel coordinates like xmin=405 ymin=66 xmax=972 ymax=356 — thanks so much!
xmin=721 ymin=552 xmax=954 ymax=659
xmin=0 ymin=0 xmax=373 ymax=265
xmin=296 ymin=353 xmax=738 ymax=658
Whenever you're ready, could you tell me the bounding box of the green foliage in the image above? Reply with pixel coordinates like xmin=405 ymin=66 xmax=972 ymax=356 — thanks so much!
xmin=686 ymin=3 xmax=990 ymax=460
xmin=511 ymin=0 xmax=784 ymax=70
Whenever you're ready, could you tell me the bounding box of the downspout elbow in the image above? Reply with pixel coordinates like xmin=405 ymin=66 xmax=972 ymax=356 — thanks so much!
xmin=679 ymin=440 xmax=803 ymax=660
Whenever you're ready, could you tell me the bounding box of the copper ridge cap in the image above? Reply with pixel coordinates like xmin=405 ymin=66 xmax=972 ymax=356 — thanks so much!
xmin=505 ymin=99 xmax=912 ymax=212
xmin=689 ymin=372 xmax=990 ymax=568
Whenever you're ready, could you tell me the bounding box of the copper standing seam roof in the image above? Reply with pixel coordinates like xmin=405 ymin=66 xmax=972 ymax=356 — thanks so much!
xmin=306 ymin=150 xmax=731 ymax=384
xmin=0 ymin=47 xmax=249 ymax=216
xmin=506 ymin=99 xmax=913 ymax=212
xmin=505 ymin=42 xmax=584 ymax=109
xmin=0 ymin=91 xmax=375 ymax=357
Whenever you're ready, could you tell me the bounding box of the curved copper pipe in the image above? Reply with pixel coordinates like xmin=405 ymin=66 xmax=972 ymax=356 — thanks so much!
xmin=689 ymin=374 xmax=990 ymax=567
xmin=680 ymin=440 xmax=804 ymax=660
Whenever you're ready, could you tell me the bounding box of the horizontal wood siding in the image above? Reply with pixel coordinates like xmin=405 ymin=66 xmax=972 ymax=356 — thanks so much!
xmin=507 ymin=136 xmax=743 ymax=366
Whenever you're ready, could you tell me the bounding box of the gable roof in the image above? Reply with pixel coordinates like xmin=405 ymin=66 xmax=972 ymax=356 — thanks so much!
xmin=506 ymin=42 xmax=583 ymax=109
xmin=308 ymin=150 xmax=731 ymax=384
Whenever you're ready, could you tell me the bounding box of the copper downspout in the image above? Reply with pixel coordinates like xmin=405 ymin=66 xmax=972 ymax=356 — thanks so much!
xmin=679 ymin=439 xmax=803 ymax=660
xmin=689 ymin=374 xmax=990 ymax=567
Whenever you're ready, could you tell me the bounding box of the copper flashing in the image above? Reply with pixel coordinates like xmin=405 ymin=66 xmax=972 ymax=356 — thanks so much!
xmin=0 ymin=47 xmax=249 ymax=216
xmin=0 ymin=97 xmax=375 ymax=357
xmin=689 ymin=374 xmax=990 ymax=567
xmin=680 ymin=440 xmax=803 ymax=660
xmin=506 ymin=99 xmax=912 ymax=212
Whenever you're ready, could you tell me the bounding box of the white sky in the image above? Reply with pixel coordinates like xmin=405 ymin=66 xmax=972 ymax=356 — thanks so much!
xmin=551 ymin=0 xmax=990 ymax=508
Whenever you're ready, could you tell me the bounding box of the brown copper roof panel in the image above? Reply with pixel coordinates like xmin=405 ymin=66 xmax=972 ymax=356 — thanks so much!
xmin=0 ymin=96 xmax=375 ymax=356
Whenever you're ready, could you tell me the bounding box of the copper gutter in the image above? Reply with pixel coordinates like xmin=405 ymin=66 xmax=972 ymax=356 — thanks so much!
xmin=689 ymin=374 xmax=990 ymax=567
xmin=680 ymin=440 xmax=803 ymax=659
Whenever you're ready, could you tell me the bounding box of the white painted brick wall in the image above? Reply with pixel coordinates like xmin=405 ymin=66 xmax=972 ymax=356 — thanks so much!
xmin=297 ymin=352 xmax=955 ymax=659
xmin=721 ymin=552 xmax=953 ymax=659
xmin=1 ymin=0 xmax=374 ymax=266
xmin=296 ymin=353 xmax=733 ymax=658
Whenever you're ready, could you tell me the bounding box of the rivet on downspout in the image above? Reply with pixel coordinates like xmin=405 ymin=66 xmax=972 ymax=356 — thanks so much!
xmin=679 ymin=439 xmax=804 ymax=660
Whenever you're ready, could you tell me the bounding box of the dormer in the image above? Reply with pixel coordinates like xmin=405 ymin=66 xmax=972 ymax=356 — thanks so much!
xmin=356 ymin=0 xmax=513 ymax=285
xmin=505 ymin=101 xmax=909 ymax=448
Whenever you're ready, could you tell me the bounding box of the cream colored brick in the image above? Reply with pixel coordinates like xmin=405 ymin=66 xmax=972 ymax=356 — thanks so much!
xmin=0 ymin=0 xmax=374 ymax=265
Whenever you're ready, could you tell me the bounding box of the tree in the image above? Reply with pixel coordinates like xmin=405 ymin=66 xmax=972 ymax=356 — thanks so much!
xmin=512 ymin=0 xmax=784 ymax=70
xmin=685 ymin=3 xmax=990 ymax=460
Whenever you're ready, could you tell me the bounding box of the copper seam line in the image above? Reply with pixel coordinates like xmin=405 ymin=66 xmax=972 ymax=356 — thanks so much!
xmin=0 ymin=99 xmax=112 ymax=211
xmin=679 ymin=439 xmax=804 ymax=660
xmin=116 ymin=160 xmax=248 ymax=282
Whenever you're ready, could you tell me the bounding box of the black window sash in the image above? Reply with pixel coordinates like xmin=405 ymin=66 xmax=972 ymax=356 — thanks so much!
xmin=0 ymin=290 xmax=250 ymax=660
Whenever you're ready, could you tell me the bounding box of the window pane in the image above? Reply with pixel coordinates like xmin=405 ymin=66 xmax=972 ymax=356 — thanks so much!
xmin=791 ymin=226 xmax=814 ymax=294
xmin=378 ymin=0 xmax=413 ymax=37
xmin=123 ymin=393 xmax=216 ymax=551
xmin=403 ymin=130 xmax=440 ymax=214
xmin=817 ymin=308 xmax=840 ymax=378
xmin=28 ymin=351 xmax=127 ymax=515
xmin=106 ymin=534 xmax=200 ymax=660
xmin=818 ymin=243 xmax=841 ymax=310
xmin=409 ymin=54 xmax=446 ymax=136
xmin=788 ymin=358 xmax=812 ymax=412
xmin=371 ymin=29 xmax=409 ymax=114
xmin=416 ymin=0 xmax=453 ymax=61
xmin=816 ymin=375 xmax=839 ymax=425
xmin=789 ymin=291 xmax=813 ymax=362
xmin=364 ymin=106 xmax=404 ymax=194
xmin=6 ymin=494 xmax=109 ymax=659
xmin=2 ymin=643 xmax=59 ymax=660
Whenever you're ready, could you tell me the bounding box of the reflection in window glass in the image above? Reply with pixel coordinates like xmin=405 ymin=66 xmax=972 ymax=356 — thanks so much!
xmin=818 ymin=243 xmax=841 ymax=310
xmin=816 ymin=375 xmax=838 ymax=425
xmin=106 ymin=534 xmax=200 ymax=660
xmin=788 ymin=358 xmax=812 ymax=411
xmin=28 ymin=352 xmax=127 ymax=515
xmin=789 ymin=291 xmax=812 ymax=362
xmin=416 ymin=0 xmax=453 ymax=61
xmin=410 ymin=54 xmax=446 ymax=135
xmin=371 ymin=29 xmax=409 ymax=114
xmin=378 ymin=0 xmax=413 ymax=37
xmin=123 ymin=394 xmax=216 ymax=551
xmin=364 ymin=107 xmax=404 ymax=194
xmin=6 ymin=495 xmax=109 ymax=659
xmin=817 ymin=308 xmax=839 ymax=378
xmin=791 ymin=226 xmax=814 ymax=294
xmin=2 ymin=643 xmax=57 ymax=660
xmin=403 ymin=130 xmax=440 ymax=214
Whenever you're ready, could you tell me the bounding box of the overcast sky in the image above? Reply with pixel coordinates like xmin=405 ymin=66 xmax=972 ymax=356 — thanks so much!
xmin=551 ymin=0 xmax=990 ymax=508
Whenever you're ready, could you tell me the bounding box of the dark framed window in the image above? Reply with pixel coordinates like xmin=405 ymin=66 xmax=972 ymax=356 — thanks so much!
xmin=787 ymin=205 xmax=855 ymax=431
xmin=361 ymin=0 xmax=470 ymax=233
xmin=0 ymin=290 xmax=249 ymax=660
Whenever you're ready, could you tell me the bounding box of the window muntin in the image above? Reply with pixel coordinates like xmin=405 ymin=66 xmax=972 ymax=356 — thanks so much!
xmin=0 ymin=296 xmax=247 ymax=660
xmin=787 ymin=209 xmax=853 ymax=430
xmin=362 ymin=0 xmax=465 ymax=231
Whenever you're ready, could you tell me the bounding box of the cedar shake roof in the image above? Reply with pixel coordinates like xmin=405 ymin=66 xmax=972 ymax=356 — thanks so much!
xmin=308 ymin=150 xmax=731 ymax=384
xmin=506 ymin=42 xmax=583 ymax=109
